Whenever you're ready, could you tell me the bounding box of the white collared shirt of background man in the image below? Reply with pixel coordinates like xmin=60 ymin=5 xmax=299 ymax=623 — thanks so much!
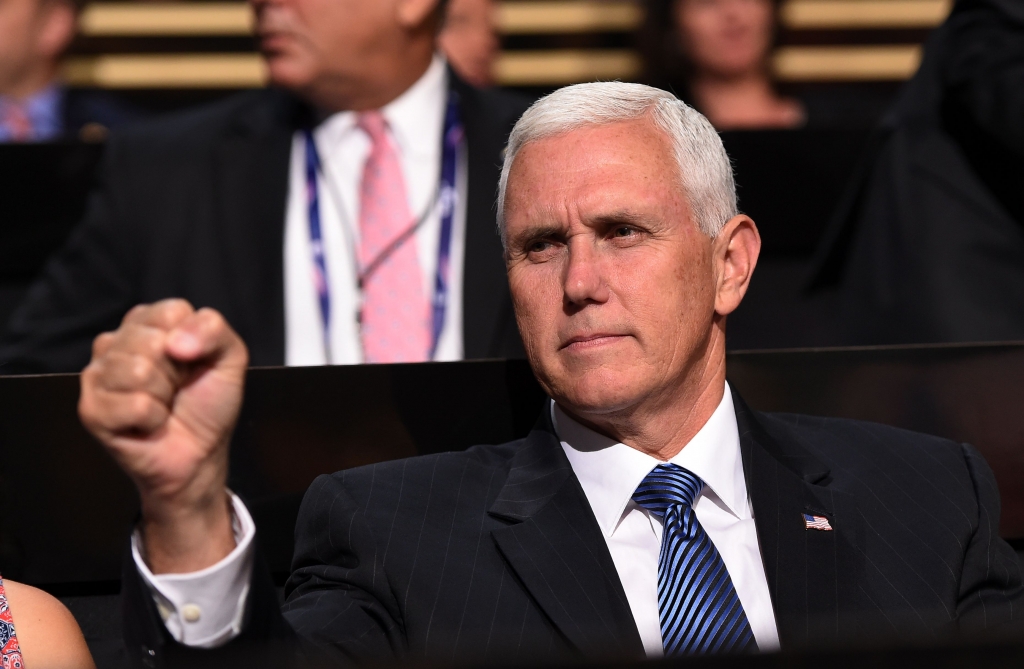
xmin=555 ymin=383 xmax=781 ymax=655
xmin=133 ymin=383 xmax=781 ymax=652
xmin=283 ymin=54 xmax=468 ymax=365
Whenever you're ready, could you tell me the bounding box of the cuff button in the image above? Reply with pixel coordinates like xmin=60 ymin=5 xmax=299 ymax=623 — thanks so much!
xmin=182 ymin=603 xmax=202 ymax=623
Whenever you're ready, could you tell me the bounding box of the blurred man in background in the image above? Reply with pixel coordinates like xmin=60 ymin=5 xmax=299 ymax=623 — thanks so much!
xmin=0 ymin=0 xmax=137 ymax=141
xmin=0 ymin=0 xmax=529 ymax=372
xmin=439 ymin=0 xmax=498 ymax=87
xmin=810 ymin=0 xmax=1024 ymax=344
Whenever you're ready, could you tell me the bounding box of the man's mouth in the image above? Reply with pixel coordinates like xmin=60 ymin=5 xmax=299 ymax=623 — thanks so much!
xmin=559 ymin=333 xmax=628 ymax=351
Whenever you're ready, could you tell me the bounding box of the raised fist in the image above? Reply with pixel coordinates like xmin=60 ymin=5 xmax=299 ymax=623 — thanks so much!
xmin=79 ymin=299 xmax=248 ymax=573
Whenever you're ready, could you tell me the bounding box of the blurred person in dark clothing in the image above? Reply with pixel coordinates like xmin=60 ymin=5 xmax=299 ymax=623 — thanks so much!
xmin=439 ymin=0 xmax=498 ymax=87
xmin=641 ymin=0 xmax=890 ymax=129
xmin=809 ymin=0 xmax=1024 ymax=345
xmin=0 ymin=0 xmax=529 ymax=373
xmin=0 ymin=0 xmax=138 ymax=141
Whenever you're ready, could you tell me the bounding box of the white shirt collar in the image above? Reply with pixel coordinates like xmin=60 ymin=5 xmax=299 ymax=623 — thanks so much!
xmin=314 ymin=53 xmax=449 ymax=156
xmin=554 ymin=382 xmax=749 ymax=538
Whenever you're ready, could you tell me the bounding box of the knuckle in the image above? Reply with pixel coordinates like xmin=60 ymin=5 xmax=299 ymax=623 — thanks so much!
xmin=143 ymin=330 xmax=167 ymax=357
xmin=122 ymin=304 xmax=148 ymax=324
xmin=128 ymin=393 xmax=155 ymax=422
xmin=196 ymin=307 xmax=226 ymax=331
xmin=91 ymin=332 xmax=115 ymax=357
xmin=161 ymin=298 xmax=195 ymax=319
xmin=129 ymin=355 xmax=155 ymax=386
xmin=195 ymin=307 xmax=222 ymax=323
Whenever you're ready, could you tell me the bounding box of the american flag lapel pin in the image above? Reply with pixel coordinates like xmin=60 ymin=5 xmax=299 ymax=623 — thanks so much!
xmin=803 ymin=513 xmax=833 ymax=531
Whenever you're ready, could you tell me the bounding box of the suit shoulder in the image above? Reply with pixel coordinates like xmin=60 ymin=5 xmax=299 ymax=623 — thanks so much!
xmin=754 ymin=412 xmax=990 ymax=523
xmin=758 ymin=411 xmax=965 ymax=457
xmin=755 ymin=411 xmax=977 ymax=490
xmin=298 ymin=441 xmax=524 ymax=524
xmin=325 ymin=440 xmax=524 ymax=491
xmin=63 ymin=88 xmax=145 ymax=133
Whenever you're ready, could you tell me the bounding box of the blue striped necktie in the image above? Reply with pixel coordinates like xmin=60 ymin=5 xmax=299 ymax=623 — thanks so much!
xmin=632 ymin=463 xmax=758 ymax=655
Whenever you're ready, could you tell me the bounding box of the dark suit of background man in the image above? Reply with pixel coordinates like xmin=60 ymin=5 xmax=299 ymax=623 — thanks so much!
xmin=79 ymin=82 xmax=1024 ymax=667
xmin=0 ymin=0 xmax=528 ymax=374
xmin=809 ymin=0 xmax=1024 ymax=345
xmin=0 ymin=0 xmax=139 ymax=142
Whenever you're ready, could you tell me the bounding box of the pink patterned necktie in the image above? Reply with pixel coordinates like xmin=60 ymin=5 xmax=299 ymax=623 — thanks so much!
xmin=356 ymin=111 xmax=431 ymax=363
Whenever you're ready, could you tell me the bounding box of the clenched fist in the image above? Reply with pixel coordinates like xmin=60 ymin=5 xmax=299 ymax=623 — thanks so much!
xmin=79 ymin=300 xmax=249 ymax=574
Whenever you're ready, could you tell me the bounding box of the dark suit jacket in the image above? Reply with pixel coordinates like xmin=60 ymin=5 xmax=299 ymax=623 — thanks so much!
xmin=62 ymin=88 xmax=144 ymax=140
xmin=121 ymin=392 xmax=1024 ymax=667
xmin=0 ymin=75 xmax=529 ymax=373
xmin=808 ymin=0 xmax=1024 ymax=344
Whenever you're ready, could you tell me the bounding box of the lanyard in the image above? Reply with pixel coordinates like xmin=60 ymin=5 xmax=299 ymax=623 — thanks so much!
xmin=303 ymin=92 xmax=464 ymax=362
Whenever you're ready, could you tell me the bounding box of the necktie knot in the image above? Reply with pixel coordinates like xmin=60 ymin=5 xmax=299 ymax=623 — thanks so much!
xmin=356 ymin=110 xmax=389 ymax=145
xmin=632 ymin=463 xmax=704 ymax=519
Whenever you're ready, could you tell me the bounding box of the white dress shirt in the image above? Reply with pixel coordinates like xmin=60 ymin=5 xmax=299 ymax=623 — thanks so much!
xmin=283 ymin=54 xmax=467 ymax=365
xmin=133 ymin=386 xmax=780 ymax=651
xmin=554 ymin=384 xmax=780 ymax=656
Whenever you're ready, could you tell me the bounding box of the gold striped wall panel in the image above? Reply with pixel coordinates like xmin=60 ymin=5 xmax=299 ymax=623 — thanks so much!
xmin=63 ymin=54 xmax=266 ymax=88
xmin=773 ymin=45 xmax=923 ymax=81
xmin=782 ymin=0 xmax=952 ymax=29
xmin=79 ymin=3 xmax=253 ymax=36
xmin=67 ymin=0 xmax=951 ymax=88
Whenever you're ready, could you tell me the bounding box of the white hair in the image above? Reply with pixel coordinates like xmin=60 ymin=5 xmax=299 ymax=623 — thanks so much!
xmin=496 ymin=81 xmax=737 ymax=242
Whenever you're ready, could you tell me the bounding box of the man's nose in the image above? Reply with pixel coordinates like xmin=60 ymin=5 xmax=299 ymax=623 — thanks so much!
xmin=562 ymin=238 xmax=609 ymax=306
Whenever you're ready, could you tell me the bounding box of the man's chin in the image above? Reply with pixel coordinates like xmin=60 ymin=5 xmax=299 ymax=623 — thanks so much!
xmin=547 ymin=370 xmax=646 ymax=417
xmin=263 ymin=56 xmax=316 ymax=93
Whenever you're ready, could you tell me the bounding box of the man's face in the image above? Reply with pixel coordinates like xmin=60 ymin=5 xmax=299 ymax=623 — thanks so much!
xmin=504 ymin=119 xmax=725 ymax=418
xmin=0 ymin=0 xmax=65 ymax=95
xmin=249 ymin=0 xmax=404 ymax=97
xmin=674 ymin=0 xmax=775 ymax=79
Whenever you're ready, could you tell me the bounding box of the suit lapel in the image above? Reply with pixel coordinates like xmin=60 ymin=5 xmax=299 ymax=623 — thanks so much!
xmin=451 ymin=74 xmax=517 ymax=358
xmin=734 ymin=391 xmax=865 ymax=649
xmin=489 ymin=411 xmax=645 ymax=660
xmin=212 ymin=89 xmax=300 ymax=366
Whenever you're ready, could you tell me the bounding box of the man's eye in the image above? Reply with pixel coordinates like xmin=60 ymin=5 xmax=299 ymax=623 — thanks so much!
xmin=529 ymin=240 xmax=552 ymax=253
xmin=613 ymin=226 xmax=636 ymax=237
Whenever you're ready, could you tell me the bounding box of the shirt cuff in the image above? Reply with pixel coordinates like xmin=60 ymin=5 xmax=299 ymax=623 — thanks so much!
xmin=131 ymin=491 xmax=256 ymax=648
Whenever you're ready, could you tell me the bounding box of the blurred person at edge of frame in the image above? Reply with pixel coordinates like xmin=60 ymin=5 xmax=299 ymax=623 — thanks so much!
xmin=0 ymin=0 xmax=139 ymax=142
xmin=0 ymin=575 xmax=95 ymax=668
xmin=0 ymin=0 xmax=530 ymax=374
xmin=439 ymin=0 xmax=498 ymax=87
xmin=808 ymin=0 xmax=1024 ymax=345
xmin=640 ymin=0 xmax=890 ymax=129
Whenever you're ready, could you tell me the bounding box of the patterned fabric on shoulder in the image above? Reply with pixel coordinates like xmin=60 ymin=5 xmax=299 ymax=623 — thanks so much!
xmin=0 ymin=578 xmax=24 ymax=669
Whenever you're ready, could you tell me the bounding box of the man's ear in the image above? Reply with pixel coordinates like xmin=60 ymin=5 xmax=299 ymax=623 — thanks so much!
xmin=712 ymin=214 xmax=760 ymax=317
xmin=396 ymin=0 xmax=443 ymax=29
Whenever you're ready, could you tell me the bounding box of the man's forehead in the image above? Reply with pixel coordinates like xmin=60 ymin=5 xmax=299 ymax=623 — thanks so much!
xmin=508 ymin=121 xmax=680 ymax=203
xmin=518 ymin=118 xmax=672 ymax=161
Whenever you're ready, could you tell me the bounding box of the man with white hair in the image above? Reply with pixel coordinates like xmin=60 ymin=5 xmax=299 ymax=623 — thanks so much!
xmin=80 ymin=82 xmax=1023 ymax=666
